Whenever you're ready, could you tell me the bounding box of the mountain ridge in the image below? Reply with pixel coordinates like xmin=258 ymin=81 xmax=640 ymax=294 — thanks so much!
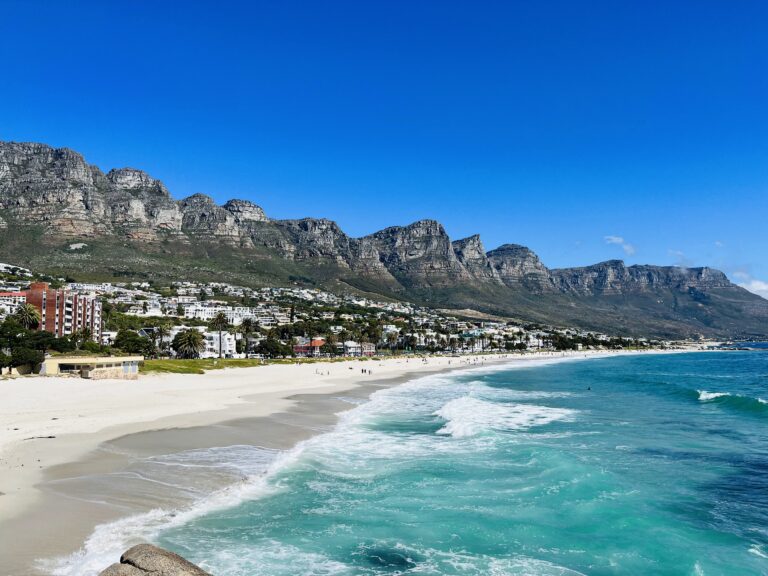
xmin=1 ymin=140 xmax=766 ymax=339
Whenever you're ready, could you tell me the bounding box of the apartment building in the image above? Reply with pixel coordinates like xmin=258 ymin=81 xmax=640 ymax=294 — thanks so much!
xmin=24 ymin=282 xmax=102 ymax=341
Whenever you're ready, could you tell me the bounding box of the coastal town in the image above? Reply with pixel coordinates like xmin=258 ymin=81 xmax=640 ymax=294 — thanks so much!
xmin=0 ymin=261 xmax=665 ymax=378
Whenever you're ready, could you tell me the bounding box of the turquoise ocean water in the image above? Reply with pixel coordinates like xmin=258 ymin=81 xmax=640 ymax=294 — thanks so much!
xmin=56 ymin=352 xmax=768 ymax=575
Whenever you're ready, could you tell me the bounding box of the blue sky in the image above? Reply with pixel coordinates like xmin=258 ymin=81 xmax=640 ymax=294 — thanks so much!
xmin=1 ymin=1 xmax=766 ymax=297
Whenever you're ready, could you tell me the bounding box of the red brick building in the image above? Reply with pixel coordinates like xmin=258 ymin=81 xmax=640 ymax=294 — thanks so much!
xmin=23 ymin=282 xmax=102 ymax=341
xmin=293 ymin=337 xmax=327 ymax=357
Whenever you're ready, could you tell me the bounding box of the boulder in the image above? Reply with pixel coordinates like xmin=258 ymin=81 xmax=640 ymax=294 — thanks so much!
xmin=98 ymin=544 xmax=211 ymax=576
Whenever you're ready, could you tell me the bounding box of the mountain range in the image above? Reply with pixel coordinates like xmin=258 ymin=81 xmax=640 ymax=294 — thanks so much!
xmin=1 ymin=141 xmax=766 ymax=338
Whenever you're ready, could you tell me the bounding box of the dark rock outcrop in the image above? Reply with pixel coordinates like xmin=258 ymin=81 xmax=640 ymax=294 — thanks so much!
xmin=99 ymin=544 xmax=211 ymax=576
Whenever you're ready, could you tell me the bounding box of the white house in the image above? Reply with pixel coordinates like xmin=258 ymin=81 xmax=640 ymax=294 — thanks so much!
xmin=202 ymin=331 xmax=239 ymax=358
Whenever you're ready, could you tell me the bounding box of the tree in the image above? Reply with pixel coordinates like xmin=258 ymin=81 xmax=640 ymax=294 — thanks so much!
xmin=81 ymin=339 xmax=103 ymax=353
xmin=156 ymin=323 xmax=171 ymax=356
xmin=320 ymin=342 xmax=337 ymax=356
xmin=239 ymin=318 xmax=256 ymax=355
xmin=209 ymin=312 xmax=230 ymax=358
xmin=387 ymin=332 xmax=398 ymax=354
xmin=256 ymin=337 xmax=292 ymax=358
xmin=172 ymin=329 xmax=205 ymax=359
xmin=14 ymin=303 xmax=41 ymax=330
xmin=11 ymin=347 xmax=44 ymax=368
xmin=114 ymin=329 xmax=151 ymax=355
xmin=0 ymin=352 xmax=11 ymax=371
xmin=69 ymin=327 xmax=94 ymax=350
xmin=81 ymin=326 xmax=93 ymax=343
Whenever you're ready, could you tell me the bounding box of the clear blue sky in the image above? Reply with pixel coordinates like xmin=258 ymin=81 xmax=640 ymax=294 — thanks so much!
xmin=1 ymin=1 xmax=766 ymax=297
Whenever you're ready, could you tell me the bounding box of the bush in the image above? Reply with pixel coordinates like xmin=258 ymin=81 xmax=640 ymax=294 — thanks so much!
xmin=81 ymin=340 xmax=104 ymax=353
xmin=11 ymin=347 xmax=44 ymax=368
xmin=114 ymin=329 xmax=151 ymax=355
xmin=256 ymin=337 xmax=294 ymax=358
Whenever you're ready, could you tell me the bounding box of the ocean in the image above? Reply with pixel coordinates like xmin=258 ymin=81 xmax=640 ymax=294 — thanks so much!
xmin=54 ymin=351 xmax=768 ymax=575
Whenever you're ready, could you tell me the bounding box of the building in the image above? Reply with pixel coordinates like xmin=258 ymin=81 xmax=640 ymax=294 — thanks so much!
xmin=338 ymin=341 xmax=376 ymax=357
xmin=39 ymin=356 xmax=143 ymax=380
xmin=361 ymin=342 xmax=376 ymax=357
xmin=293 ymin=337 xmax=326 ymax=357
xmin=165 ymin=325 xmax=240 ymax=358
xmin=23 ymin=282 xmax=102 ymax=341
xmin=0 ymin=291 xmax=26 ymax=318
xmin=202 ymin=331 xmax=239 ymax=358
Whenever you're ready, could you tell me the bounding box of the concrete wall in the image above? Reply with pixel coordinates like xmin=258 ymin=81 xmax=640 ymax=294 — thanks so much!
xmin=89 ymin=367 xmax=138 ymax=380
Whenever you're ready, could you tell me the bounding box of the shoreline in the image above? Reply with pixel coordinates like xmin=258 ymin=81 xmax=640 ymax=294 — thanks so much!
xmin=0 ymin=349 xmax=690 ymax=575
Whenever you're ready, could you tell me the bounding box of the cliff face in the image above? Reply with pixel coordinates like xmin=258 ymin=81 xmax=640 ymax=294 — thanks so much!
xmin=552 ymin=261 xmax=733 ymax=296
xmin=105 ymin=168 xmax=183 ymax=240
xmin=0 ymin=142 xmax=111 ymax=236
xmin=452 ymin=235 xmax=500 ymax=281
xmin=365 ymin=220 xmax=471 ymax=288
xmin=1 ymin=140 xmax=766 ymax=338
xmin=487 ymin=244 xmax=557 ymax=293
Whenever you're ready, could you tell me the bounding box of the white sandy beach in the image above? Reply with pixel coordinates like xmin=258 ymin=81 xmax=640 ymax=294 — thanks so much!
xmin=0 ymin=349 xmax=687 ymax=575
xmin=0 ymin=354 xmax=506 ymax=523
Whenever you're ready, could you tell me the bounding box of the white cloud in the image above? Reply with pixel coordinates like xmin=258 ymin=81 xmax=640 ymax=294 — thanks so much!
xmin=667 ymin=249 xmax=694 ymax=268
xmin=604 ymin=235 xmax=635 ymax=256
xmin=739 ymin=279 xmax=768 ymax=300
xmin=733 ymin=271 xmax=751 ymax=281
xmin=714 ymin=241 xmax=724 ymax=248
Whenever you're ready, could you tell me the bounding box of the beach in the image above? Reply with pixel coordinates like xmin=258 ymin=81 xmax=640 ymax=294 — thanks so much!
xmin=0 ymin=350 xmax=679 ymax=575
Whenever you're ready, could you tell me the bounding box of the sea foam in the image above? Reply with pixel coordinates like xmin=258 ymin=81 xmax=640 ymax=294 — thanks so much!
xmin=434 ymin=396 xmax=576 ymax=438
xmin=698 ymin=390 xmax=730 ymax=401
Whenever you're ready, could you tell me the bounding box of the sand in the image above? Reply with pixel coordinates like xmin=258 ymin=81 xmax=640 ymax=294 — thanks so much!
xmin=0 ymin=350 xmax=678 ymax=575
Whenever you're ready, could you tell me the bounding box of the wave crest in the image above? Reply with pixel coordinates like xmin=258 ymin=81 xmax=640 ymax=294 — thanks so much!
xmin=697 ymin=390 xmax=768 ymax=414
xmin=434 ymin=396 xmax=576 ymax=438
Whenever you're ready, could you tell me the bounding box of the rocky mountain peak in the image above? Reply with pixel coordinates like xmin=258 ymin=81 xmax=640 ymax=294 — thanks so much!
xmin=452 ymin=234 xmax=485 ymax=259
xmin=487 ymin=243 xmax=538 ymax=258
xmin=178 ymin=194 xmax=244 ymax=241
xmin=0 ymin=141 xmax=96 ymax=184
xmin=180 ymin=193 xmax=217 ymax=207
xmin=486 ymin=243 xmax=556 ymax=292
xmin=364 ymin=219 xmax=470 ymax=288
xmin=551 ymin=261 xmax=733 ymax=295
xmin=452 ymin=235 xmax=501 ymax=281
xmin=107 ymin=168 xmax=169 ymax=197
xmin=222 ymin=199 xmax=269 ymax=223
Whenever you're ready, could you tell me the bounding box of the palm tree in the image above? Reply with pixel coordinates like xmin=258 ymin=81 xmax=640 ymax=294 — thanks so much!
xmin=387 ymin=332 xmax=398 ymax=355
xmin=172 ymin=329 xmax=205 ymax=359
xmin=80 ymin=326 xmax=93 ymax=345
xmin=156 ymin=323 xmax=171 ymax=356
xmin=239 ymin=318 xmax=255 ymax=355
xmin=209 ymin=312 xmax=230 ymax=358
xmin=14 ymin=303 xmax=41 ymax=330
